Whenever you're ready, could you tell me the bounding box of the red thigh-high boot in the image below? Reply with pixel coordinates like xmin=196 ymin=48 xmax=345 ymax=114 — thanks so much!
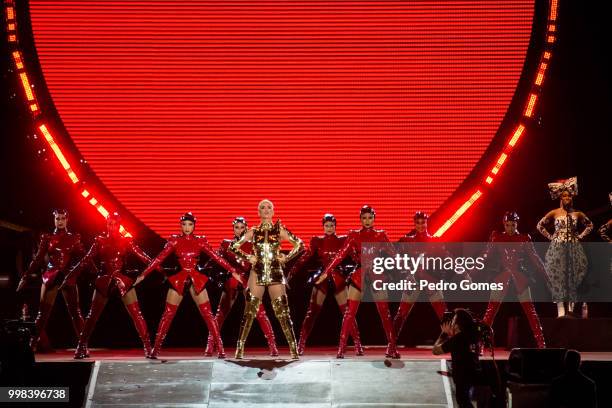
xmin=392 ymin=301 xmax=414 ymax=338
xmin=256 ymin=303 xmax=279 ymax=357
xmin=37 ymin=330 xmax=53 ymax=353
xmin=297 ymin=301 xmax=322 ymax=355
xmin=482 ymin=301 xmax=501 ymax=327
xmin=74 ymin=294 xmax=107 ymax=359
xmin=375 ymin=301 xmax=400 ymax=359
xmin=205 ymin=294 xmax=233 ymax=356
xmin=198 ymin=301 xmax=225 ymax=358
xmin=520 ymin=302 xmax=546 ymax=349
xmin=32 ymin=302 xmax=54 ymax=350
xmin=125 ymin=302 xmax=152 ymax=358
xmin=338 ymin=302 xmax=364 ymax=356
xmin=151 ymin=302 xmax=178 ymax=359
xmin=431 ymin=300 xmax=447 ymax=321
xmin=61 ymin=286 xmax=84 ymax=341
xmin=337 ymin=299 xmax=360 ymax=359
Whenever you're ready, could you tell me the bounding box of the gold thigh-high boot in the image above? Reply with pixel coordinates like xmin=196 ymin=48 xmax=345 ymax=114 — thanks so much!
xmin=272 ymin=294 xmax=299 ymax=359
xmin=235 ymin=291 xmax=261 ymax=359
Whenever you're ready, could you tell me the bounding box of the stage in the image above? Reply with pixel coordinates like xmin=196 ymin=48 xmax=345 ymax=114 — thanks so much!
xmin=21 ymin=347 xmax=612 ymax=407
xmin=2 ymin=0 xmax=612 ymax=407
xmin=34 ymin=346 xmax=612 ymax=363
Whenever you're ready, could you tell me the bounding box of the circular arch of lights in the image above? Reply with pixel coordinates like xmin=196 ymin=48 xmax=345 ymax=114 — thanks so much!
xmin=4 ymin=0 xmax=559 ymax=239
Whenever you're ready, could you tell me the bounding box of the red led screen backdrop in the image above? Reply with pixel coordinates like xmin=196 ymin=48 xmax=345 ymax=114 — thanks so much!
xmin=28 ymin=1 xmax=534 ymax=242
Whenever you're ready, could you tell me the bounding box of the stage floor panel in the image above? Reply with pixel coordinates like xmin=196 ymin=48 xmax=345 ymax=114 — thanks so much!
xmin=82 ymin=356 xmax=454 ymax=407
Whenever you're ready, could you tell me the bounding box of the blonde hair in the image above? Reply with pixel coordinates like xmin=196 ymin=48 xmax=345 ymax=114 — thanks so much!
xmin=258 ymin=199 xmax=274 ymax=210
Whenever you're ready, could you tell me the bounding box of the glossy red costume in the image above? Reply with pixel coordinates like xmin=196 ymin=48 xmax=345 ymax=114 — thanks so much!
xmin=290 ymin=233 xmax=363 ymax=355
xmin=71 ymin=234 xmax=151 ymax=296
xmin=142 ymin=234 xmax=237 ymax=294
xmin=323 ymin=227 xmax=399 ymax=358
xmin=70 ymin=229 xmax=153 ymax=358
xmin=204 ymin=238 xmax=279 ymax=357
xmin=481 ymin=231 xmax=547 ymax=348
xmin=292 ymin=234 xmax=350 ymax=294
xmin=217 ymin=238 xmax=252 ymax=289
xmin=142 ymin=233 xmax=239 ymax=358
xmin=29 ymin=230 xmax=84 ymax=287
xmin=393 ymin=230 xmax=447 ymax=337
xmin=26 ymin=229 xmax=84 ymax=345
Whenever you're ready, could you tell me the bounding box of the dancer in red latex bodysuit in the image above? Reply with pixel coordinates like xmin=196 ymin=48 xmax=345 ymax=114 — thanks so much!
xmin=481 ymin=211 xmax=549 ymax=348
xmin=204 ymin=217 xmax=279 ymax=357
xmin=318 ymin=206 xmax=400 ymax=359
xmin=17 ymin=209 xmax=84 ymax=350
xmin=288 ymin=214 xmax=364 ymax=356
xmin=393 ymin=212 xmax=447 ymax=338
xmin=63 ymin=212 xmax=153 ymax=359
xmin=135 ymin=212 xmax=240 ymax=359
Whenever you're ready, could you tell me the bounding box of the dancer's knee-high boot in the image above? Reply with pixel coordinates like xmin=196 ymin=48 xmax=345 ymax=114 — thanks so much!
xmin=74 ymin=295 xmax=107 ymax=359
xmin=431 ymin=300 xmax=447 ymax=321
xmin=62 ymin=286 xmax=85 ymax=341
xmin=272 ymin=294 xmax=299 ymax=359
xmin=297 ymin=301 xmax=322 ymax=355
xmin=482 ymin=301 xmax=501 ymax=326
xmin=125 ymin=302 xmax=152 ymax=358
xmin=150 ymin=302 xmax=178 ymax=359
xmin=339 ymin=302 xmax=364 ymax=356
xmin=337 ymin=299 xmax=359 ymax=358
xmin=32 ymin=302 xmax=53 ymax=350
xmin=521 ymin=302 xmax=546 ymax=349
xmin=205 ymin=300 xmax=229 ymax=356
xmin=392 ymin=301 xmax=414 ymax=338
xmin=235 ymin=291 xmax=261 ymax=359
xmin=375 ymin=301 xmax=400 ymax=359
xmin=198 ymin=301 xmax=225 ymax=358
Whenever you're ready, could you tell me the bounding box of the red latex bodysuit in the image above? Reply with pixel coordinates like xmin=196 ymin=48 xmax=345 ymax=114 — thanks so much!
xmin=141 ymin=233 xmax=239 ymax=358
xmin=142 ymin=234 xmax=237 ymax=294
xmin=29 ymin=230 xmax=83 ymax=287
xmin=26 ymin=228 xmax=84 ymax=347
xmin=69 ymin=226 xmax=153 ymax=358
xmin=204 ymin=238 xmax=279 ymax=357
xmin=290 ymin=233 xmax=363 ymax=355
xmin=72 ymin=233 xmax=151 ymax=297
xmin=292 ymin=234 xmax=349 ymax=294
xmin=481 ymin=231 xmax=547 ymax=348
xmin=393 ymin=230 xmax=447 ymax=337
xmin=217 ymin=238 xmax=252 ymax=290
xmin=323 ymin=227 xmax=399 ymax=358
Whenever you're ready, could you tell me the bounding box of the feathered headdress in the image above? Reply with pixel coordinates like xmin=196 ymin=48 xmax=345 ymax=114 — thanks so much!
xmin=548 ymin=177 xmax=578 ymax=200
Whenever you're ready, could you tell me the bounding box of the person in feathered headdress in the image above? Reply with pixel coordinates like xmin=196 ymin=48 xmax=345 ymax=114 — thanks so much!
xmin=537 ymin=177 xmax=593 ymax=317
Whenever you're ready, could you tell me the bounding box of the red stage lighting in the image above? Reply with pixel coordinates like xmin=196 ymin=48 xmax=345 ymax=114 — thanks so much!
xmin=8 ymin=1 xmax=559 ymax=241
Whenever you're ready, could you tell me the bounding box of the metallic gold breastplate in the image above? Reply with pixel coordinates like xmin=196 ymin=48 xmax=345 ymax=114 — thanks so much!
xmin=252 ymin=221 xmax=284 ymax=285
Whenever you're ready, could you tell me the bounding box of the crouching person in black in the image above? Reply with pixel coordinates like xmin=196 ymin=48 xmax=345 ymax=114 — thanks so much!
xmin=433 ymin=308 xmax=481 ymax=408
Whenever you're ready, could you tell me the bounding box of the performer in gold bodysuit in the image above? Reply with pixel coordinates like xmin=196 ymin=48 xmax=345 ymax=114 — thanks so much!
xmin=230 ymin=199 xmax=304 ymax=359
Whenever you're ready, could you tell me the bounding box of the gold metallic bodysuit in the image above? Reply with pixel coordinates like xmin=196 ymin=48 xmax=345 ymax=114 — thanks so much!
xmin=230 ymin=220 xmax=303 ymax=359
xmin=230 ymin=220 xmax=303 ymax=285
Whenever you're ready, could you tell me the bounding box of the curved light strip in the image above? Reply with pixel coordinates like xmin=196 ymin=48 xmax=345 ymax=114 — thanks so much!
xmin=6 ymin=0 xmax=556 ymax=239
xmin=433 ymin=0 xmax=559 ymax=237
xmin=6 ymin=0 xmax=131 ymax=237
